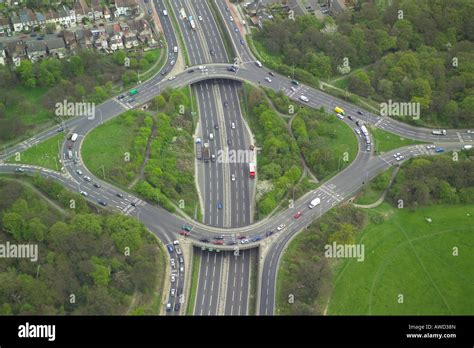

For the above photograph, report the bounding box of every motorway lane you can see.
[194,248,223,315]
[224,248,252,315]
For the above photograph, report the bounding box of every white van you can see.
[255,60,262,67]
[162,9,168,16]
[209,133,214,140]
[173,46,178,53]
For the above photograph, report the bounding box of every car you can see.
[240,238,250,244]
[36,36,44,40]
[179,256,184,263]
[56,126,65,132]
[173,240,180,246]
[233,27,238,32]
[240,39,245,45]
[355,120,361,127]
[116,193,123,198]
[229,16,233,21]
[198,15,203,21]
[161,69,168,75]
[426,144,436,149]
[226,241,237,245]
[265,231,274,237]
[170,60,175,66]
[98,200,107,206]
[227,66,237,72]
[15,168,25,173]
[129,98,135,103]
[393,152,401,158]
[467,130,474,134]
[188,69,195,73]
[290,86,297,92]
[180,230,191,236]
[84,176,91,182]
[299,95,309,102]
[214,235,224,240]
[265,77,272,83]
[200,238,210,243]
[337,113,344,120]
[171,275,176,283]
[195,137,202,144]
[76,169,83,175]
[170,288,176,297]
[277,223,286,231]
[131,202,137,207]
[291,80,299,86]
[224,102,229,108]
[214,124,219,130]
[209,133,214,140]
[225,6,229,11]
[293,211,302,219]
[148,9,152,15]
[354,128,361,135]
[395,156,402,161]
[80,191,88,197]
[251,236,262,242]
[231,174,236,181]
[213,240,224,245]
[170,259,175,267]
[366,145,371,152]
[179,266,184,272]
[182,225,192,232]
[227,139,232,146]
[357,110,365,115]
[348,115,354,120]
[93,182,101,188]
[211,154,216,162]
[174,303,180,311]
[268,71,275,76]
[231,122,236,129]
[435,147,445,153]
[217,202,223,209]
[117,94,126,100]
[167,245,174,253]
[166,303,172,312]
[168,76,176,81]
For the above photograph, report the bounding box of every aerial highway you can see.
[0,2,471,317]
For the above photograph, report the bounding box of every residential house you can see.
[103,7,111,20]
[0,43,5,65]
[26,40,47,62]
[114,0,139,17]
[74,0,92,23]
[11,13,22,32]
[5,40,26,66]
[19,8,37,31]
[62,30,78,51]
[57,5,76,27]
[0,15,12,36]
[133,19,155,46]
[35,11,46,27]
[46,37,66,58]
[106,23,123,51]
[75,28,93,48]
[91,0,104,20]
[91,27,109,50]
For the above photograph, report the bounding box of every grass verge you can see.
[6,133,64,171]
[186,249,200,315]
[371,126,425,154]
[355,166,396,205]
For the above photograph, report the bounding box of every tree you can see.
[2,212,25,240]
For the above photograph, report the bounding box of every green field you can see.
[7,133,64,171]
[328,203,474,315]
[82,111,147,187]
[371,127,424,153]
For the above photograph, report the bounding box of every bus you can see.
[129,89,138,96]
[249,162,256,178]
[334,106,344,115]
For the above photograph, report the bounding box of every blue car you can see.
[167,244,174,253]
[435,147,445,153]
[252,236,262,242]
[217,202,223,209]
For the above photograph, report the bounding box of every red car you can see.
[293,211,302,219]
[180,231,190,236]
[213,240,224,245]
[237,235,246,240]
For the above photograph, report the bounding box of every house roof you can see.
[26,40,47,53]
[35,12,45,22]
[115,0,138,8]
[46,37,66,50]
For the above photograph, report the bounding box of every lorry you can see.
[203,143,210,162]
[189,16,196,30]
[249,162,256,178]
[360,125,369,137]
[432,129,446,136]
[196,140,203,160]
[179,8,186,20]
[334,107,345,115]
[68,150,73,159]
[462,145,473,150]
[308,197,321,209]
